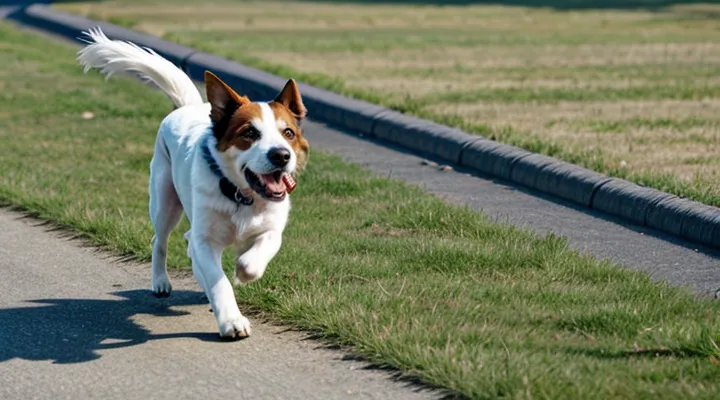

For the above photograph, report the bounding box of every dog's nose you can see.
[268,147,291,168]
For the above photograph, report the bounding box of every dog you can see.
[77,28,309,339]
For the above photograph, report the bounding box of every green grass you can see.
[58,0,720,208]
[3,21,720,399]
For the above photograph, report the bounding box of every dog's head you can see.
[205,71,310,202]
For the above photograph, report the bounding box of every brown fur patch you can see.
[216,103,264,152]
[269,101,310,170]
[206,72,310,167]
[274,79,307,118]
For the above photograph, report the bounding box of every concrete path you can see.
[0,210,438,400]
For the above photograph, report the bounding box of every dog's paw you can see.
[152,275,172,298]
[234,259,265,285]
[234,268,259,285]
[219,316,252,339]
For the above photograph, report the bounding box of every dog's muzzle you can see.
[244,168,295,202]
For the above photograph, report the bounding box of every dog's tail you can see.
[77,27,203,109]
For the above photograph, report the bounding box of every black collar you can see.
[201,136,254,206]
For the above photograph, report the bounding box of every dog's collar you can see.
[201,136,254,207]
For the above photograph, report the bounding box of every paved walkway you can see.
[0,211,437,400]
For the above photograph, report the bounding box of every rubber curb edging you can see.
[10,4,720,250]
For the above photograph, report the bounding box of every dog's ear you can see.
[274,79,306,119]
[204,71,250,123]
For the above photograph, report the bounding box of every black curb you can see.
[591,180,672,226]
[298,84,387,136]
[371,110,475,163]
[184,52,283,100]
[10,4,720,250]
[459,139,530,181]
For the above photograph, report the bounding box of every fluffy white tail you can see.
[77,27,203,109]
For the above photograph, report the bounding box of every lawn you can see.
[2,21,720,399]
[57,0,720,208]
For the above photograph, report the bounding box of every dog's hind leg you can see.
[149,152,183,297]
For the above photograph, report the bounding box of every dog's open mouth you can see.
[244,169,287,201]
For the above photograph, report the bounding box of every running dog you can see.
[77,28,309,339]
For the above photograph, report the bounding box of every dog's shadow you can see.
[0,289,218,364]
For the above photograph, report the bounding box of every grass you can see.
[57,0,720,207]
[2,21,720,399]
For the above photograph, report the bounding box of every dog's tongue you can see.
[261,172,287,193]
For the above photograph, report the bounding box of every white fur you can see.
[78,28,298,339]
[77,28,202,108]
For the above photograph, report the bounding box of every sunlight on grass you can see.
[2,20,720,399]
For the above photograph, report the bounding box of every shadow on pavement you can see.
[0,289,220,364]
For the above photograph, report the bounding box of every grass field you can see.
[57,0,720,208]
[3,20,720,399]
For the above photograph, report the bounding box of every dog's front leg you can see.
[235,230,282,285]
[191,236,251,338]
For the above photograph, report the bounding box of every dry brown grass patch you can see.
[430,99,720,182]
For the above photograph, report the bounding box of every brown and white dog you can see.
[77,28,309,339]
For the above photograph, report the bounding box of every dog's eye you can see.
[283,128,295,140]
[243,127,260,140]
